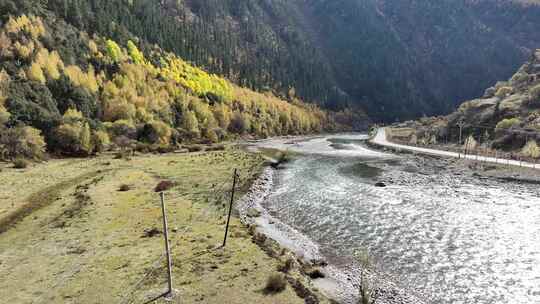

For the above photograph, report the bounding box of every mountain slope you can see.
[3,0,540,124]
[0,10,354,159]
[24,0,540,122]
[392,50,540,156]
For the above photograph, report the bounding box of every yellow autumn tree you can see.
[55,109,94,155]
[27,62,45,84]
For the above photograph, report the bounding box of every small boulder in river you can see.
[375,181,386,187]
[247,208,262,218]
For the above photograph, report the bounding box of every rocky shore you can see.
[367,138,540,185]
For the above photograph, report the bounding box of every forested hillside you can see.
[0,7,360,160]
[1,0,539,159]
[19,0,540,122]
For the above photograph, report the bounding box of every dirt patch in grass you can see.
[0,170,103,234]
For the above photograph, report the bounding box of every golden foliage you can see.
[88,39,99,55]
[127,40,145,64]
[64,65,99,93]
[496,117,521,130]
[5,15,45,39]
[148,120,172,145]
[160,54,233,101]
[183,110,200,136]
[0,70,11,125]
[13,41,34,59]
[55,112,93,155]
[0,126,46,160]
[35,49,63,80]
[63,108,84,121]
[93,130,111,152]
[105,39,123,62]
[27,62,45,84]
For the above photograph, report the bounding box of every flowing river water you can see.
[250,134,540,304]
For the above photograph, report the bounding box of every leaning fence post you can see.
[160,192,174,299]
[223,169,238,247]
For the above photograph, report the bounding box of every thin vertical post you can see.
[459,124,463,146]
[160,192,173,298]
[223,169,238,247]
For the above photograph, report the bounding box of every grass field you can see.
[0,148,328,304]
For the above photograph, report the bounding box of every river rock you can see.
[247,208,261,218]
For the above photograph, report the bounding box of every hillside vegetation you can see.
[390,50,540,158]
[15,0,540,121]
[0,12,356,160]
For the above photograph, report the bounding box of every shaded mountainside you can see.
[391,50,540,157]
[303,0,540,120]
[16,0,540,122]
[0,9,363,160]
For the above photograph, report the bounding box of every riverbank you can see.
[245,133,540,304]
[368,129,540,184]
[242,137,429,304]
[0,148,329,304]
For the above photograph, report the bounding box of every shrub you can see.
[139,121,172,145]
[0,106,10,125]
[13,158,29,168]
[277,257,295,273]
[54,122,93,156]
[264,273,287,293]
[0,126,46,160]
[463,135,478,150]
[495,86,514,98]
[275,151,291,164]
[154,180,175,192]
[355,250,373,304]
[521,140,540,158]
[109,120,137,139]
[114,135,135,151]
[183,111,200,138]
[511,72,529,84]
[528,84,540,107]
[93,130,111,153]
[229,111,249,134]
[118,184,131,192]
[495,118,521,130]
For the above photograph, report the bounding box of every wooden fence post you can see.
[160,192,174,299]
[222,169,238,247]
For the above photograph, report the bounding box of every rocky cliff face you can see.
[394,50,540,154]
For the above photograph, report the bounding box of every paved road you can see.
[371,128,540,170]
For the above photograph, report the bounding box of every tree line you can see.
[0,13,356,162]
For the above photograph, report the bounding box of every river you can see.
[250,134,540,304]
